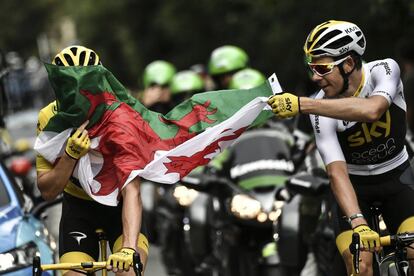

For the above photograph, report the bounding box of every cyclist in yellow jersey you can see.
[268,20,414,275]
[36,45,148,275]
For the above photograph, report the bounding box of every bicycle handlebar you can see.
[350,232,414,274]
[33,252,143,276]
[40,261,107,271]
[380,235,392,246]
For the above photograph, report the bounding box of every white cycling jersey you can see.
[309,58,408,176]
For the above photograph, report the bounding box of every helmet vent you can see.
[70,47,78,56]
[357,37,365,48]
[63,54,75,66]
[79,52,86,65]
[54,57,63,66]
[307,27,328,49]
[310,49,327,56]
[355,31,362,37]
[318,30,342,46]
[325,35,353,50]
[89,52,96,65]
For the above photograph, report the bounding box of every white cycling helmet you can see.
[304,20,366,60]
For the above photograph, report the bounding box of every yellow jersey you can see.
[36,101,92,200]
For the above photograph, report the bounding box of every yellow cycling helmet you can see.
[304,20,365,61]
[52,45,100,66]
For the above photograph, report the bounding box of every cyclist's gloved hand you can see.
[107,247,135,272]
[267,93,300,119]
[353,224,380,252]
[65,121,90,160]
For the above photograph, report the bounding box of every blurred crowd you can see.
[0,50,54,116]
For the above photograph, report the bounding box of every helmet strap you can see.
[337,62,356,96]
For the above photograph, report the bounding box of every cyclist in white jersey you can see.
[268,20,414,275]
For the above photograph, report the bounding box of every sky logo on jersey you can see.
[347,111,391,147]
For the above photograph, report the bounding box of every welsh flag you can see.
[34,64,282,206]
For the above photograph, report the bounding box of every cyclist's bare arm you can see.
[121,177,142,250]
[327,161,367,227]
[37,121,90,201]
[300,95,389,123]
[37,154,77,201]
[301,58,400,123]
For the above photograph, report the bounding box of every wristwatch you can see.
[347,213,364,225]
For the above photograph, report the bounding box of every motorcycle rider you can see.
[169,70,205,106]
[208,45,249,89]
[228,68,265,90]
[140,60,176,114]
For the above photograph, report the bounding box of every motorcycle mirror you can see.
[286,171,329,196]
[311,167,328,178]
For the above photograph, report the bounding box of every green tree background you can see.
[1,0,413,93]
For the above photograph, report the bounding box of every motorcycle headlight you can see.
[230,194,261,219]
[173,185,199,206]
[0,242,39,273]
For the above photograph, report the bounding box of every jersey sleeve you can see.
[310,114,345,166]
[36,103,55,171]
[369,58,401,105]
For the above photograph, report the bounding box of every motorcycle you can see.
[174,126,299,276]
[154,170,205,276]
[281,163,347,276]
[181,173,288,276]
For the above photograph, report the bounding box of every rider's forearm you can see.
[121,178,142,250]
[300,96,387,122]
[327,161,367,228]
[37,153,77,201]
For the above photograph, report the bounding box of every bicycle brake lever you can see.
[132,252,143,276]
[349,232,360,274]
[32,256,42,276]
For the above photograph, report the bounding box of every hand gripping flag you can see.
[35,64,282,206]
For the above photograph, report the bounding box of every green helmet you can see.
[170,70,204,94]
[143,60,176,88]
[229,68,266,89]
[208,45,249,76]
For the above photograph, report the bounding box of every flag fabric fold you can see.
[35,64,281,206]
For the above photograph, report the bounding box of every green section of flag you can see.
[44,64,273,138]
